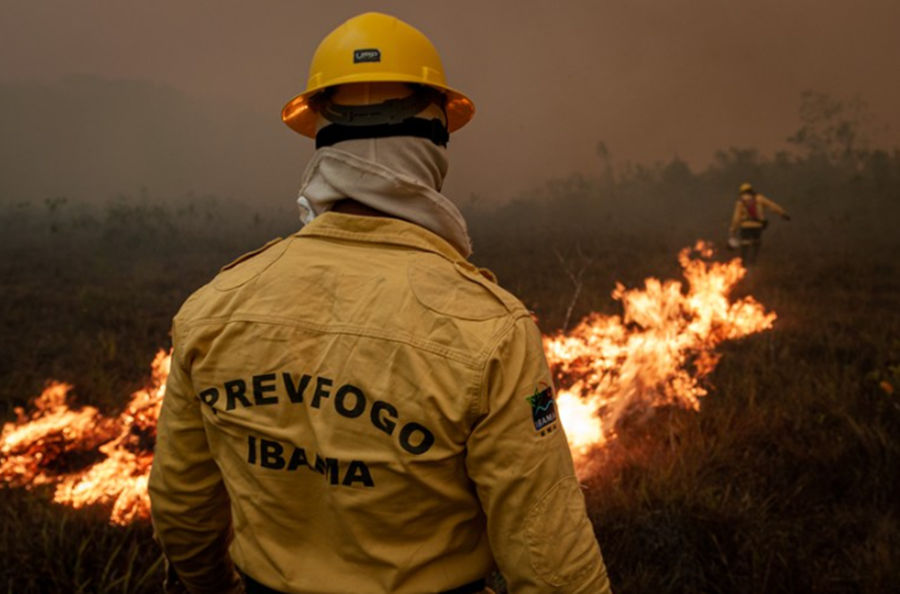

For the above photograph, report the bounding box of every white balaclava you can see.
[297,85,473,258]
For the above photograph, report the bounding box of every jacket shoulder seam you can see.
[219,237,285,272]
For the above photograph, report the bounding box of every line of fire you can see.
[0,241,776,525]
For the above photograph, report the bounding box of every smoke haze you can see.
[1,0,899,208]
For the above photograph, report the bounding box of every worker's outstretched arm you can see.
[758,195,790,219]
[149,320,244,594]
[466,316,612,594]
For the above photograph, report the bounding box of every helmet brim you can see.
[282,76,474,138]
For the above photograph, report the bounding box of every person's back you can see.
[154,211,606,593]
[149,12,612,594]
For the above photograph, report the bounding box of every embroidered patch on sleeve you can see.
[526,384,558,433]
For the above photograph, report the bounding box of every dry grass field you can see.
[2,138,899,593]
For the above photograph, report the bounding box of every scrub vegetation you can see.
[1,95,899,593]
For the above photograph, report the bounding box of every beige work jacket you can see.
[149,212,611,594]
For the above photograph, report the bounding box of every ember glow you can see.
[0,242,774,522]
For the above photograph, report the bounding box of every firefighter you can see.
[149,12,612,594]
[729,182,791,266]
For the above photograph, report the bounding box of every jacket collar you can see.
[297,212,467,263]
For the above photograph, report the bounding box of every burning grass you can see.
[1,352,168,525]
[548,242,776,467]
[1,242,776,528]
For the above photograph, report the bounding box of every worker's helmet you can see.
[739,182,755,194]
[281,12,475,140]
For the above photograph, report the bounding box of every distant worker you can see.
[149,12,612,594]
[729,182,791,266]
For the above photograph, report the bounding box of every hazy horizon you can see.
[2,0,899,208]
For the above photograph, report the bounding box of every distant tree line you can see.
[465,91,900,253]
[2,91,897,263]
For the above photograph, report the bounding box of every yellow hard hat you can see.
[282,12,475,138]
[740,183,754,193]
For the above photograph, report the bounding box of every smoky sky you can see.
[1,0,899,208]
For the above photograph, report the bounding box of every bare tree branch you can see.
[554,247,592,331]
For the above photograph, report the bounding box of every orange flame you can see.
[545,242,775,470]
[0,350,170,525]
[0,242,774,522]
